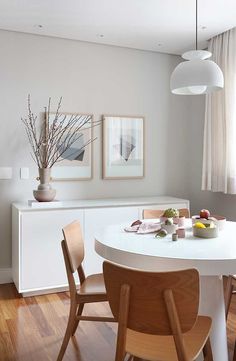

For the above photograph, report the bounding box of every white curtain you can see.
[202,27,236,193]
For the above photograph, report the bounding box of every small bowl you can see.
[162,224,178,234]
[193,225,218,238]
[210,215,226,231]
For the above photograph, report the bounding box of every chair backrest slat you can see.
[178,208,190,218]
[143,208,190,219]
[103,262,199,335]
[62,221,84,273]
[143,209,163,219]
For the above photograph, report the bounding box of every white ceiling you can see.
[0,0,235,55]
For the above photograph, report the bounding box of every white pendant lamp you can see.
[170,0,224,95]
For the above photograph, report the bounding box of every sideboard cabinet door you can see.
[84,206,139,275]
[20,209,84,292]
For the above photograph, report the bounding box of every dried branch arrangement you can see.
[22,96,98,168]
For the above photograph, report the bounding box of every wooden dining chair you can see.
[143,208,190,219]
[225,275,236,361]
[57,221,115,361]
[225,275,236,317]
[103,261,213,361]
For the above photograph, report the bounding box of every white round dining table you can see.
[95,219,236,361]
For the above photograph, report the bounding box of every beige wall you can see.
[0,30,194,268]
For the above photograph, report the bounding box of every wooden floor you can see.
[0,281,235,361]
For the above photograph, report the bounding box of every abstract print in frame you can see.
[49,112,93,180]
[103,115,144,179]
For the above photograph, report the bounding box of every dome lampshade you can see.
[170,0,224,95]
[170,50,224,95]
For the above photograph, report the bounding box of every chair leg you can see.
[225,276,234,318]
[233,340,236,361]
[57,301,77,361]
[71,303,84,336]
[115,349,126,361]
[203,337,213,361]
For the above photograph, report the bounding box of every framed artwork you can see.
[49,112,93,180]
[102,115,144,179]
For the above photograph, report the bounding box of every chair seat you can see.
[78,273,107,296]
[125,316,212,361]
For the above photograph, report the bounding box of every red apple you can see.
[199,209,210,219]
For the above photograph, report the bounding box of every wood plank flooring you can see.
[0,284,117,361]
[0,281,235,361]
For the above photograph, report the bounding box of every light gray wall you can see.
[0,30,192,268]
[2,29,234,270]
[1,30,234,271]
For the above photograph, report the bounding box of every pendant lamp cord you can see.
[195,0,198,50]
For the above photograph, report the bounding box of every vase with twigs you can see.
[22,96,97,202]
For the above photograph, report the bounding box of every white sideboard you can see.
[12,196,189,296]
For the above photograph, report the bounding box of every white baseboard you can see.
[0,268,12,284]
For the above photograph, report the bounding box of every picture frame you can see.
[49,112,93,181]
[102,115,144,179]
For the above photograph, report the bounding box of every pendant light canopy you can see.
[170,0,224,95]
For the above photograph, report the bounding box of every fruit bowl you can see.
[193,223,218,238]
[192,215,225,230]
[192,215,213,226]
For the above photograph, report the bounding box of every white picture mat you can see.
[51,166,91,179]
[48,112,93,180]
[103,116,144,179]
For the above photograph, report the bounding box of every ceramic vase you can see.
[33,168,56,202]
